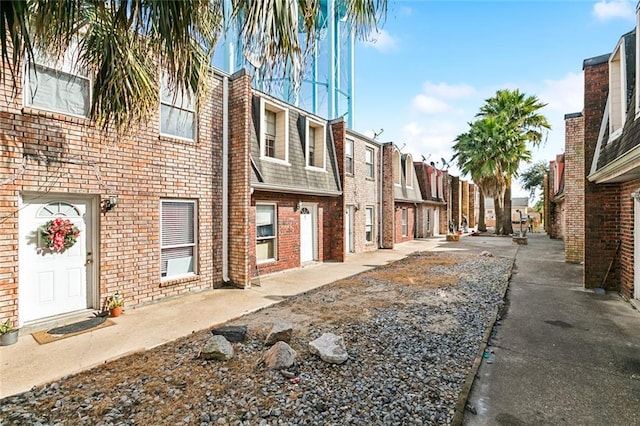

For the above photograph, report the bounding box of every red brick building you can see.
[0,51,228,328]
[572,25,640,306]
[414,162,448,237]
[545,153,566,240]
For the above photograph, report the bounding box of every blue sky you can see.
[352,0,637,198]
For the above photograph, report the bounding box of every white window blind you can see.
[161,201,196,277]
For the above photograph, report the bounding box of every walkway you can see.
[464,232,640,425]
[0,238,445,399]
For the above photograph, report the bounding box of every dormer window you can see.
[305,118,326,170]
[609,39,626,137]
[430,169,437,198]
[25,42,90,117]
[261,99,289,163]
[404,155,413,188]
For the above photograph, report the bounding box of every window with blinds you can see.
[161,200,196,278]
[256,204,276,262]
[26,42,90,117]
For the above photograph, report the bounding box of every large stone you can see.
[309,333,348,364]
[262,341,297,370]
[211,325,247,343]
[265,320,293,346]
[201,335,234,361]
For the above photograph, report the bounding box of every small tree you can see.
[520,161,548,199]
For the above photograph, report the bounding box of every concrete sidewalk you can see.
[464,232,640,425]
[0,237,450,399]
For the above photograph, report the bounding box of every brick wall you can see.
[0,60,224,325]
[461,181,469,227]
[394,202,416,243]
[564,113,585,262]
[381,144,395,248]
[228,71,253,287]
[619,179,640,299]
[583,57,617,288]
[334,124,381,254]
[250,192,337,277]
[469,184,476,228]
[451,176,461,231]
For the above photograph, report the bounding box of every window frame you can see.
[365,146,375,179]
[393,149,401,186]
[401,207,408,237]
[260,99,290,164]
[405,154,414,188]
[256,203,278,263]
[24,42,91,118]
[159,76,197,142]
[609,39,626,139]
[160,199,198,280]
[365,206,374,243]
[345,138,354,175]
[305,117,326,170]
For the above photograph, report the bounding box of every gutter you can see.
[378,144,384,248]
[222,75,230,283]
[251,182,342,197]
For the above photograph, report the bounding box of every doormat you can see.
[31,317,115,345]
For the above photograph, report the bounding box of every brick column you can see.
[329,120,346,261]
[381,143,395,248]
[451,176,461,230]
[468,184,476,228]
[583,55,619,289]
[563,113,585,262]
[228,71,253,287]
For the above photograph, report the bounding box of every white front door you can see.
[345,206,355,253]
[300,204,316,263]
[433,209,440,235]
[19,195,93,325]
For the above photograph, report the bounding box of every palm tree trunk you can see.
[502,185,513,235]
[493,196,503,235]
[478,189,487,232]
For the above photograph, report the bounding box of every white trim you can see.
[305,116,326,170]
[588,143,640,183]
[609,38,627,135]
[256,202,278,264]
[160,199,198,280]
[299,202,318,262]
[365,146,375,179]
[589,97,610,177]
[260,98,290,164]
[405,154,414,189]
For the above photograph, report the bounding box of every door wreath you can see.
[41,218,80,252]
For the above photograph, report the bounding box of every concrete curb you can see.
[451,250,518,426]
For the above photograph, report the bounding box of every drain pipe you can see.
[378,144,384,248]
[222,75,230,283]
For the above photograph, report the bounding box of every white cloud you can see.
[411,95,453,114]
[592,0,635,21]
[363,30,398,53]
[539,72,584,113]
[421,82,477,99]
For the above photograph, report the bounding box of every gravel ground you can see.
[0,251,512,426]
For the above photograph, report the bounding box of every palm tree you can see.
[476,89,550,235]
[1,0,386,132]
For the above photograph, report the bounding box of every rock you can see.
[201,335,234,361]
[480,251,493,257]
[262,341,297,370]
[309,333,348,364]
[265,320,293,346]
[211,325,247,343]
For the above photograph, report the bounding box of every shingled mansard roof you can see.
[249,92,342,196]
[589,30,640,183]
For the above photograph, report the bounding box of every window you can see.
[306,119,326,169]
[430,170,437,198]
[261,99,289,162]
[26,43,90,117]
[160,77,196,140]
[426,208,431,232]
[437,172,444,200]
[365,147,375,179]
[161,200,197,278]
[345,139,354,174]
[401,208,408,237]
[256,204,277,262]
[405,154,413,188]
[609,40,626,136]
[365,207,374,243]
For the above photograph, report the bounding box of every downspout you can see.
[222,75,230,283]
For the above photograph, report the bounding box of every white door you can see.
[433,209,440,235]
[300,205,316,263]
[19,196,92,324]
[345,206,355,253]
